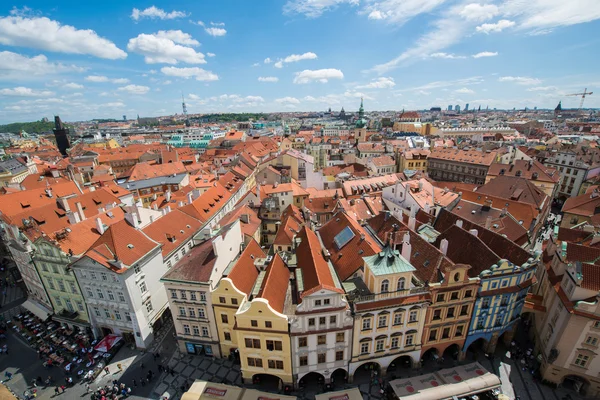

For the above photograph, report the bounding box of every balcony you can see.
[352,287,428,304]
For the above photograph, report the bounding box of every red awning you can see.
[94,334,122,353]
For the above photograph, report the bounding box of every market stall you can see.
[389,362,501,400]
[314,388,364,400]
[181,381,244,400]
[241,388,297,400]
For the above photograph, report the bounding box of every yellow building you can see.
[87,138,121,149]
[235,254,294,388]
[396,149,430,173]
[212,240,266,357]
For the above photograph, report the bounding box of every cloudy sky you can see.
[0,1,599,123]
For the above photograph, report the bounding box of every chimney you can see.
[322,249,331,262]
[408,216,416,231]
[384,211,391,221]
[409,205,417,218]
[75,202,86,221]
[401,232,411,261]
[469,229,478,237]
[439,238,448,256]
[152,204,158,210]
[165,190,171,202]
[456,220,464,229]
[58,197,70,212]
[125,212,139,228]
[89,186,96,192]
[257,182,261,202]
[149,215,155,224]
[424,203,431,214]
[66,211,81,225]
[485,215,493,229]
[45,188,53,198]
[96,217,105,235]
[187,192,193,204]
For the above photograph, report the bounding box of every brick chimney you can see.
[96,217,105,235]
[75,202,86,221]
[401,232,411,261]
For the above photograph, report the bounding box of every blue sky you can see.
[1,0,600,123]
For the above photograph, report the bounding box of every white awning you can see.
[22,299,52,320]
[315,388,363,400]
[390,362,501,400]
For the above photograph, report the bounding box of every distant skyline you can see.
[0,1,600,123]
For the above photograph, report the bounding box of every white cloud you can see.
[131,6,187,21]
[402,76,484,91]
[154,30,199,46]
[283,52,317,63]
[293,68,344,84]
[251,62,260,67]
[458,3,499,22]
[344,90,373,100]
[117,84,150,95]
[188,94,200,100]
[527,86,557,92]
[210,22,225,27]
[0,51,84,77]
[369,7,467,73]
[103,102,125,108]
[195,21,206,27]
[0,87,53,97]
[368,10,387,20]
[455,87,475,94]
[162,80,172,85]
[476,19,515,34]
[207,52,216,57]
[502,0,600,31]
[264,57,272,64]
[283,0,359,18]
[0,16,127,59]
[85,75,129,84]
[275,96,300,104]
[64,82,83,89]
[472,51,498,58]
[362,0,447,25]
[499,76,542,85]
[356,77,395,89]
[160,66,219,81]
[429,52,465,59]
[127,33,206,64]
[258,76,279,82]
[271,52,317,69]
[204,27,227,37]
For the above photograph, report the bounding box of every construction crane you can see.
[566,88,593,109]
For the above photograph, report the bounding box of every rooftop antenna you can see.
[181,92,188,116]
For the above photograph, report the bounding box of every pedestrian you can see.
[86,383,91,393]
[60,385,66,392]
[32,378,37,387]
[117,363,122,371]
[55,387,60,396]
[132,379,137,387]
[141,378,145,387]
[4,371,11,380]
[104,366,110,375]
[157,364,162,372]
[140,362,144,369]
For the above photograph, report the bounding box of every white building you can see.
[71,218,168,349]
[291,227,354,385]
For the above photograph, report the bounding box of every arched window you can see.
[397,278,406,291]
[381,280,389,293]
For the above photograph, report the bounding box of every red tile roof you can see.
[142,209,202,257]
[318,211,382,281]
[297,227,344,299]
[127,161,188,182]
[227,239,264,296]
[477,176,548,209]
[429,148,497,166]
[83,219,160,271]
[219,204,261,239]
[257,253,290,313]
[487,160,559,183]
